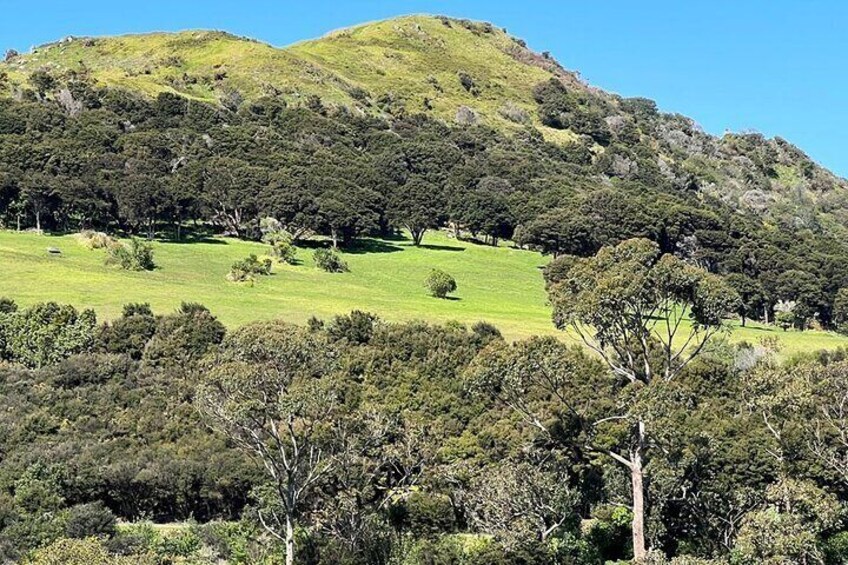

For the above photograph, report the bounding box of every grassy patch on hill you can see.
[1,15,566,134]
[1,229,846,355]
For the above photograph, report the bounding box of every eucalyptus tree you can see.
[195,321,345,565]
[473,238,738,560]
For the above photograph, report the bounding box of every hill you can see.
[1,228,844,356]
[1,15,848,341]
[3,15,847,233]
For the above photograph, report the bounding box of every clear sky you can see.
[2,0,846,175]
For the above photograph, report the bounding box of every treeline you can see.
[3,240,848,564]
[3,75,848,328]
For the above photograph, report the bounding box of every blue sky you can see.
[2,0,846,175]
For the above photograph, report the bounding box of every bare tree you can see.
[466,459,577,549]
[195,321,342,565]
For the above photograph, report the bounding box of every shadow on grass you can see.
[160,230,228,245]
[380,231,411,243]
[418,243,465,252]
[340,239,404,255]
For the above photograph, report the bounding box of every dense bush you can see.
[425,269,457,298]
[227,254,272,283]
[64,502,117,540]
[313,248,349,273]
[0,302,96,368]
[105,238,155,271]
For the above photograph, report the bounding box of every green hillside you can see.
[0,16,573,138]
[1,228,844,355]
[3,15,846,230]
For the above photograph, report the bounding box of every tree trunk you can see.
[631,421,647,561]
[411,228,424,246]
[285,513,295,565]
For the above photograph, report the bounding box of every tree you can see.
[467,460,577,550]
[546,238,739,560]
[19,172,58,232]
[195,321,345,565]
[726,273,765,327]
[316,182,383,248]
[832,288,848,334]
[514,209,598,257]
[389,176,442,246]
[425,269,457,298]
[200,157,265,237]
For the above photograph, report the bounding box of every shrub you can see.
[326,311,378,344]
[96,304,157,360]
[105,239,155,271]
[499,102,531,124]
[314,248,349,273]
[425,269,457,298]
[64,502,116,540]
[226,255,272,283]
[26,536,153,565]
[0,302,97,368]
[75,230,115,250]
[269,239,297,265]
[471,321,502,342]
[0,297,17,314]
[260,217,298,264]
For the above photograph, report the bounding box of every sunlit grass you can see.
[1,229,846,357]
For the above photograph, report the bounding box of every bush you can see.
[25,536,152,565]
[269,239,297,265]
[75,230,116,250]
[105,239,155,271]
[227,254,272,283]
[261,217,299,265]
[499,102,531,124]
[425,269,457,298]
[0,297,17,314]
[314,248,349,273]
[64,502,116,540]
[326,311,378,344]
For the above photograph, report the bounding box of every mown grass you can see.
[1,229,846,356]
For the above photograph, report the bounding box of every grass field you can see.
[1,229,846,355]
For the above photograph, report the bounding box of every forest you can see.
[2,238,848,564]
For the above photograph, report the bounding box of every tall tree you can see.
[195,321,344,565]
[546,238,738,559]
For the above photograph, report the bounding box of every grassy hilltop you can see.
[1,16,575,139]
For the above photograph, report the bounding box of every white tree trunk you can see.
[631,421,647,561]
[285,513,295,565]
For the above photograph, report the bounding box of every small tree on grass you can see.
[774,300,796,331]
[227,254,272,284]
[105,238,155,271]
[314,248,349,273]
[425,269,457,298]
[261,217,298,265]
